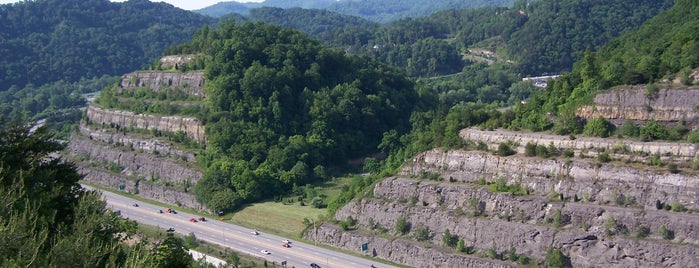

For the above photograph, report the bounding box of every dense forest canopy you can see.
[165,21,420,212]
[0,0,216,91]
[195,0,514,23]
[510,0,699,134]
[0,123,202,267]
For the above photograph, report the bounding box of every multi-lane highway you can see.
[95,188,394,268]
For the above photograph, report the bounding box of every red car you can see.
[282,243,291,248]
[189,218,197,222]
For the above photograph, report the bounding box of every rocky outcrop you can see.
[119,71,206,98]
[576,86,699,128]
[79,125,196,162]
[68,133,204,211]
[320,171,697,267]
[405,149,698,211]
[306,224,517,268]
[68,135,202,185]
[308,144,699,267]
[86,106,206,142]
[159,54,200,70]
[460,128,698,162]
[77,166,204,211]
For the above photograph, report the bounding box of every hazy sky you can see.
[0,0,263,11]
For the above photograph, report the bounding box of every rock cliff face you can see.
[119,70,206,98]
[461,128,697,164]
[68,55,207,211]
[308,149,698,267]
[308,125,699,267]
[576,86,699,128]
[86,106,206,142]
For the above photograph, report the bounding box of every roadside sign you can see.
[361,242,369,251]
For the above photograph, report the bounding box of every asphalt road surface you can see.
[93,188,395,268]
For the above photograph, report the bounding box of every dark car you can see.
[310,263,321,268]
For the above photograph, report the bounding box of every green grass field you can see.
[228,201,325,239]
[226,176,357,239]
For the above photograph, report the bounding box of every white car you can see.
[282,239,291,244]
[260,249,271,255]
[250,230,259,235]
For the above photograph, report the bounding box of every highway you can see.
[95,188,395,268]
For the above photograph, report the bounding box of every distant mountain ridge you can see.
[195,0,515,22]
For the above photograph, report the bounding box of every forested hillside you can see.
[511,0,699,134]
[196,0,514,23]
[162,21,420,212]
[0,0,215,91]
[0,123,201,267]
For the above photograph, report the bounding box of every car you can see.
[310,263,321,268]
[282,239,291,244]
[158,209,163,213]
[198,217,206,222]
[260,249,270,255]
[282,243,290,248]
[250,230,259,235]
[132,203,139,207]
[189,218,197,222]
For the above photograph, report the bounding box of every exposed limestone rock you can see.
[576,86,699,128]
[159,54,200,69]
[460,128,697,162]
[405,149,698,211]
[68,135,202,186]
[77,166,205,211]
[305,224,516,268]
[79,125,196,162]
[326,174,697,267]
[86,106,206,142]
[119,70,206,98]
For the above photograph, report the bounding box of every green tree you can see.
[155,229,193,268]
[583,116,614,138]
[395,216,410,235]
[544,248,572,268]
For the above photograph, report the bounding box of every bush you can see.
[536,144,550,158]
[562,148,574,158]
[583,116,614,138]
[497,143,516,156]
[659,225,674,240]
[544,248,572,268]
[395,216,409,235]
[634,224,650,238]
[619,119,639,137]
[597,151,612,163]
[525,142,537,156]
[668,163,679,174]
[413,225,431,241]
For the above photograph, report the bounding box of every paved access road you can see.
[95,188,394,268]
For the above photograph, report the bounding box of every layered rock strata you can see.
[86,106,206,142]
[460,128,697,163]
[576,86,699,128]
[308,148,698,267]
[119,71,206,97]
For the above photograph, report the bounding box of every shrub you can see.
[634,224,650,238]
[562,148,574,158]
[395,216,410,235]
[583,116,614,138]
[525,142,537,156]
[597,151,612,163]
[413,225,431,241]
[668,163,679,174]
[497,143,516,156]
[659,225,674,240]
[544,248,571,268]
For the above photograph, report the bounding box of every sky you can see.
[0,0,264,11]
